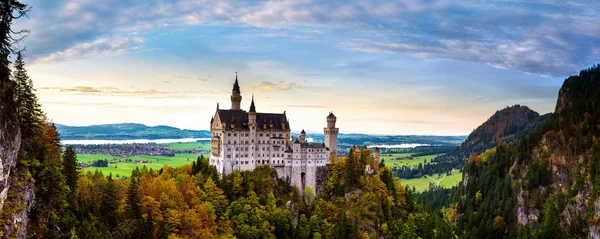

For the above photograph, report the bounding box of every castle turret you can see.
[299,129,306,143]
[231,73,242,110]
[324,112,339,156]
[248,95,257,128]
[373,147,380,174]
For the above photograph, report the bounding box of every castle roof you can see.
[233,75,241,94]
[301,129,306,134]
[249,95,256,113]
[216,109,289,130]
[327,112,336,118]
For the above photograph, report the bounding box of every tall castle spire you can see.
[249,94,256,113]
[231,72,242,110]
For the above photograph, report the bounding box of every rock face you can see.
[3,174,34,238]
[0,79,21,211]
[315,166,331,195]
[0,78,25,237]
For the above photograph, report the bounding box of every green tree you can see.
[63,146,80,194]
[99,174,118,231]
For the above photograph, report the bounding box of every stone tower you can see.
[324,112,339,156]
[299,129,306,143]
[231,74,242,110]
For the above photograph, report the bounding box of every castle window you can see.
[234,133,237,136]
[279,133,282,137]
[260,133,263,136]
[228,133,231,136]
[267,133,270,136]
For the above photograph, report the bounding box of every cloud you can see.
[20,0,600,76]
[39,85,209,98]
[249,81,304,92]
[275,104,326,108]
[174,76,209,81]
[33,37,144,63]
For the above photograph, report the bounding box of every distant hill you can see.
[55,123,212,140]
[56,123,467,145]
[433,105,549,169]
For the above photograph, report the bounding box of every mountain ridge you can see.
[431,105,549,171]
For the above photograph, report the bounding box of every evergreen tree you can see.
[63,146,80,195]
[126,177,142,220]
[13,51,40,140]
[344,151,357,190]
[100,174,118,231]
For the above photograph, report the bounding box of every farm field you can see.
[162,141,211,150]
[384,154,440,168]
[80,153,208,178]
[400,169,462,192]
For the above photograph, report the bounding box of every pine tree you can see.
[344,151,358,190]
[100,174,118,231]
[144,211,154,239]
[13,51,40,140]
[126,177,142,220]
[63,146,80,195]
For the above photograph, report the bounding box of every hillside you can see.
[404,105,548,178]
[452,64,600,238]
[55,123,212,140]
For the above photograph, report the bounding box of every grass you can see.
[400,169,462,192]
[77,154,117,163]
[80,153,209,178]
[384,154,440,168]
[162,142,211,151]
[380,153,413,160]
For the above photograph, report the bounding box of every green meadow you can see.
[79,142,211,177]
[400,169,462,192]
[162,142,211,150]
[80,153,209,177]
[383,154,440,168]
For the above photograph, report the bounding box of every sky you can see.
[13,0,600,135]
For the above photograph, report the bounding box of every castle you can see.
[209,75,339,192]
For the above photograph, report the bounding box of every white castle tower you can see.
[324,112,339,156]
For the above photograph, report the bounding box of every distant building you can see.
[209,75,339,191]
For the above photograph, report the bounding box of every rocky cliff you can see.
[0,76,25,236]
[0,80,20,209]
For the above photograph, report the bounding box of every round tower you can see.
[300,129,306,143]
[324,112,339,157]
[231,73,242,110]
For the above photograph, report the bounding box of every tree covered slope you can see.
[427,105,548,175]
[452,64,600,238]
